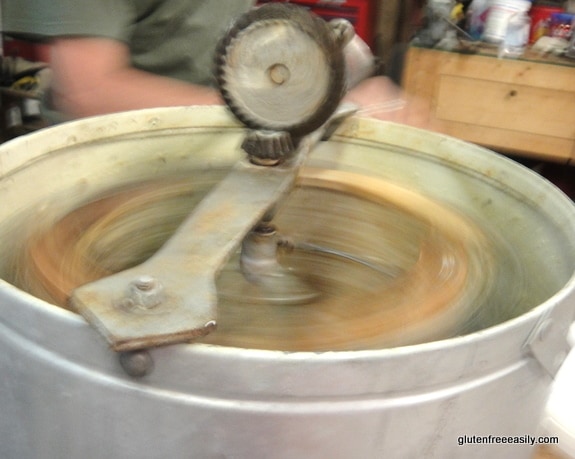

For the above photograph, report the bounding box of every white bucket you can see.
[484,0,532,43]
[1,107,575,459]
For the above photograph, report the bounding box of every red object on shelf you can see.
[3,37,51,63]
[529,4,563,44]
[256,0,376,49]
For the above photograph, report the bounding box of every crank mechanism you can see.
[70,4,374,355]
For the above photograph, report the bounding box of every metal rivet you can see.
[119,350,154,378]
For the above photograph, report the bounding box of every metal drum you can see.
[0,106,574,459]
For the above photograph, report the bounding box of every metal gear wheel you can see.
[215,3,346,139]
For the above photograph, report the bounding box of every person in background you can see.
[1,0,254,119]
[1,0,435,129]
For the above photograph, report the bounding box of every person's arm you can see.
[50,37,223,118]
[344,76,441,131]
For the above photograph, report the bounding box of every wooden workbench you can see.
[402,44,575,164]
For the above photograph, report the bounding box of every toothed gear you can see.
[215,3,346,139]
[242,130,295,165]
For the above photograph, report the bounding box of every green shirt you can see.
[2,0,254,86]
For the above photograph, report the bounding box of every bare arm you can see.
[50,38,439,132]
[50,37,223,118]
[345,76,442,131]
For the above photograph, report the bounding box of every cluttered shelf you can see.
[400,0,575,164]
[0,55,50,141]
[460,40,575,66]
[401,42,575,163]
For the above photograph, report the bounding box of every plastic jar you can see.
[484,0,533,43]
[498,9,531,57]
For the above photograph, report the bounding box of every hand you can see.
[344,76,442,131]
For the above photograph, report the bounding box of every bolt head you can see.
[132,275,157,291]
